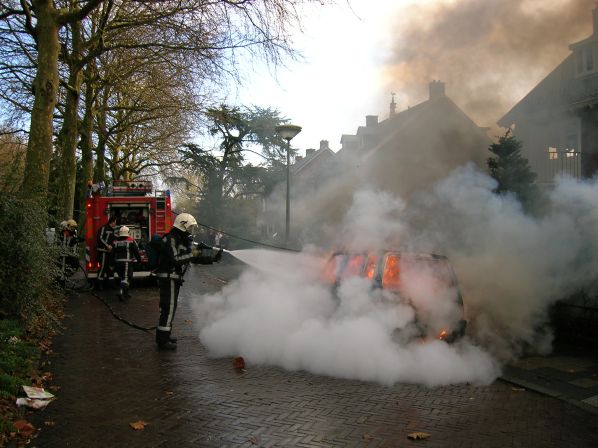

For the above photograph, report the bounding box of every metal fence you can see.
[536,150,581,185]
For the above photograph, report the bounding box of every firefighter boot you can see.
[156,330,177,351]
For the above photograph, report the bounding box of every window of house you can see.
[577,50,584,73]
[548,147,558,160]
[564,119,580,152]
[586,46,594,71]
[575,42,598,76]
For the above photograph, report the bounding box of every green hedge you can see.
[0,197,58,318]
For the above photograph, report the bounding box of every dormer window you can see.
[575,42,598,76]
[586,46,594,70]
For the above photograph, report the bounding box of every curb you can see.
[499,374,598,416]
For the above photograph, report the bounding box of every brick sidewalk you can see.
[28,263,598,447]
[502,349,598,415]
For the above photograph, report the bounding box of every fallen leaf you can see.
[362,434,375,441]
[165,391,174,396]
[13,420,36,437]
[249,436,259,444]
[233,356,246,370]
[44,421,56,427]
[129,420,148,430]
[407,432,430,440]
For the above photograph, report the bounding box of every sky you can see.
[226,0,405,153]
[225,0,596,157]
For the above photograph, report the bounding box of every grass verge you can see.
[0,293,65,447]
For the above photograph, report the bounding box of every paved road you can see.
[29,259,598,447]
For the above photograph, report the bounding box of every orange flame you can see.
[364,254,377,280]
[382,254,401,290]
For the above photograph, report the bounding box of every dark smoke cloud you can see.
[385,0,596,128]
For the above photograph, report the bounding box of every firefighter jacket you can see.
[157,227,194,280]
[58,229,79,257]
[113,236,141,263]
[96,223,116,252]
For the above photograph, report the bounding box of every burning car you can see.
[322,251,467,343]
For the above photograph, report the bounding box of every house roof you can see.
[360,94,488,161]
[499,26,598,127]
[292,146,336,175]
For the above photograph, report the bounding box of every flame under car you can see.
[322,251,467,343]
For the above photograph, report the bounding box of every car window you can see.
[341,254,365,279]
[382,253,401,290]
[364,254,378,281]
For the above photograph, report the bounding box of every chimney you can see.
[296,155,303,162]
[389,92,397,116]
[365,115,378,127]
[319,140,329,150]
[306,148,315,157]
[429,80,446,100]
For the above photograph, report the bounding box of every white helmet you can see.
[118,226,130,237]
[173,213,197,232]
[59,221,68,230]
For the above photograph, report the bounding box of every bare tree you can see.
[0,0,332,211]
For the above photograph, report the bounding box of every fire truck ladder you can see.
[155,190,168,233]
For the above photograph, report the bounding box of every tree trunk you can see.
[78,65,96,226]
[58,21,84,220]
[94,90,108,183]
[20,1,60,199]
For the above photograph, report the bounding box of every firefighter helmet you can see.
[118,226,130,237]
[66,219,77,229]
[59,220,68,230]
[173,213,197,232]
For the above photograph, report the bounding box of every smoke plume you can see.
[402,165,598,359]
[192,165,598,387]
[385,0,596,127]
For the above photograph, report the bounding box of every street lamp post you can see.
[275,124,302,244]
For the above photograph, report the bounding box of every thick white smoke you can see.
[191,164,598,386]
[193,251,499,387]
[403,164,598,359]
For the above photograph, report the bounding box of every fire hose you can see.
[65,262,157,332]
[196,221,301,253]
[66,223,298,333]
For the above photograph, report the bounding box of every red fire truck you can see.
[84,179,176,277]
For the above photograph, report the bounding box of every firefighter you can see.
[154,213,198,350]
[113,225,141,301]
[95,215,117,290]
[58,219,80,283]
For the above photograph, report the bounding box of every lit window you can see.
[548,147,558,160]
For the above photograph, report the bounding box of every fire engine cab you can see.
[84,179,175,276]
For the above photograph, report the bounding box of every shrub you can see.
[0,197,59,318]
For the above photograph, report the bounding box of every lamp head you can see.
[275,124,302,141]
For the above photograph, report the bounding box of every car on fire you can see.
[322,250,467,343]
